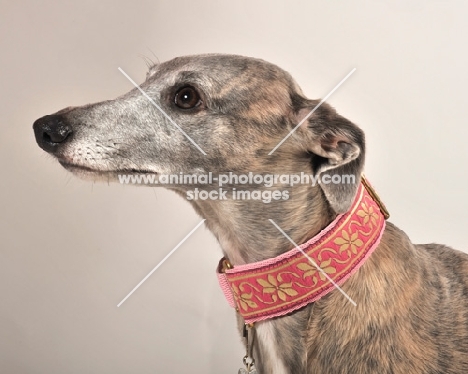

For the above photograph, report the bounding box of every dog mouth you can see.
[58,161,156,175]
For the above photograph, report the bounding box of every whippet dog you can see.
[33,54,468,374]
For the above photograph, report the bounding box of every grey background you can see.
[1,0,468,373]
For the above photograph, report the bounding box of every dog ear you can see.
[296,102,365,214]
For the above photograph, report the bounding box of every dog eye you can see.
[174,86,201,109]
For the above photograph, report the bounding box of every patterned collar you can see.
[216,178,388,324]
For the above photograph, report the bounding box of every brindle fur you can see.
[33,54,468,373]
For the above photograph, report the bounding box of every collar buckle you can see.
[361,175,390,220]
[218,257,233,273]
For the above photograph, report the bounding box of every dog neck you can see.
[187,183,336,266]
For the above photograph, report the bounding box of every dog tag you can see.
[239,367,257,374]
[238,356,257,373]
[238,364,257,374]
[238,324,257,374]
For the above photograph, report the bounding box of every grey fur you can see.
[33,54,468,373]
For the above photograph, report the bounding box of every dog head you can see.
[33,54,364,214]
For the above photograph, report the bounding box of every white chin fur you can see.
[60,163,120,183]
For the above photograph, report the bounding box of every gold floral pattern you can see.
[257,274,298,302]
[232,284,259,311]
[297,258,337,284]
[357,202,379,227]
[334,230,364,256]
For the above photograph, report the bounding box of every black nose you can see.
[33,115,72,153]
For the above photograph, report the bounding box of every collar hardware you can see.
[361,175,390,220]
[218,257,233,273]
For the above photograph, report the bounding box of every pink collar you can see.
[216,178,388,324]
